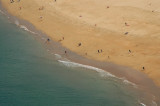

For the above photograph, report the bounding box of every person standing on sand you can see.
[142,67,145,70]
[78,43,81,47]
[47,38,50,42]
[124,32,128,35]
[125,22,130,26]
[45,38,50,44]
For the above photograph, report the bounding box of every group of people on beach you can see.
[21,0,145,72]
[98,49,103,53]
[46,37,67,55]
[46,38,145,71]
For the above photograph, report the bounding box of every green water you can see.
[0,12,145,106]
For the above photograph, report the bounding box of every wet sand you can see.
[0,0,160,104]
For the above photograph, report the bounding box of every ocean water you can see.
[0,11,154,106]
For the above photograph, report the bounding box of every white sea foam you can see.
[139,100,158,106]
[59,60,117,78]
[14,20,36,34]
[62,60,114,77]
[59,60,158,106]
[54,54,62,59]
[58,60,137,87]
[140,102,146,106]
[20,25,28,31]
[121,78,137,87]
[19,25,37,34]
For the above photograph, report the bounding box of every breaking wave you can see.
[54,54,62,59]
[13,20,37,34]
[19,25,37,34]
[140,102,146,106]
[58,60,115,77]
[58,60,159,105]
[121,78,137,87]
[139,100,157,106]
[58,60,137,87]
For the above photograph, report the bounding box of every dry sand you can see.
[1,0,160,86]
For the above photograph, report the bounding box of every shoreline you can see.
[1,0,160,85]
[0,1,160,105]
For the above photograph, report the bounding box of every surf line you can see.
[58,59,137,87]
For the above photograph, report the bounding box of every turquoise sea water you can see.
[0,11,153,106]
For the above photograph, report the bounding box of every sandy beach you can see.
[1,0,160,87]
